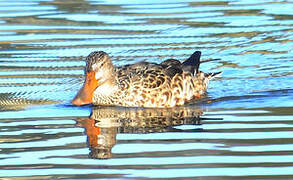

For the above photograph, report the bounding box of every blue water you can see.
[0,0,293,179]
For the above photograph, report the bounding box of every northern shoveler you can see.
[72,51,220,107]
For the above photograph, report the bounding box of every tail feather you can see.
[206,72,222,80]
[182,51,201,75]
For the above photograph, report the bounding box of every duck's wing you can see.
[116,50,203,91]
[160,51,202,76]
[182,51,201,75]
[116,61,183,90]
[160,59,181,67]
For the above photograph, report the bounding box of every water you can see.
[1,0,293,179]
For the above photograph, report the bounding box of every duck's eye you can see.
[100,62,105,67]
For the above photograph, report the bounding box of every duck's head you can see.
[72,51,114,106]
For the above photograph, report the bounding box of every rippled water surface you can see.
[1,0,293,179]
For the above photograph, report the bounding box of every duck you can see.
[72,51,220,108]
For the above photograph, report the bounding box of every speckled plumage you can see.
[75,51,220,108]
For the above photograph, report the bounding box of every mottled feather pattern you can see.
[108,63,210,108]
[89,51,220,108]
[86,51,108,72]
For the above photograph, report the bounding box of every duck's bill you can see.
[72,71,98,106]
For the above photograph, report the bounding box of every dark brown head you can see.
[72,51,115,106]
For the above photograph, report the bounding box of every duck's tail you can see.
[206,71,222,80]
[182,51,201,75]
[182,51,222,80]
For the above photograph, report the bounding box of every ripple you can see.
[0,0,293,179]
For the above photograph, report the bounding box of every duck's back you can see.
[114,51,212,107]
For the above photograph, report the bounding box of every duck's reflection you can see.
[76,106,206,159]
